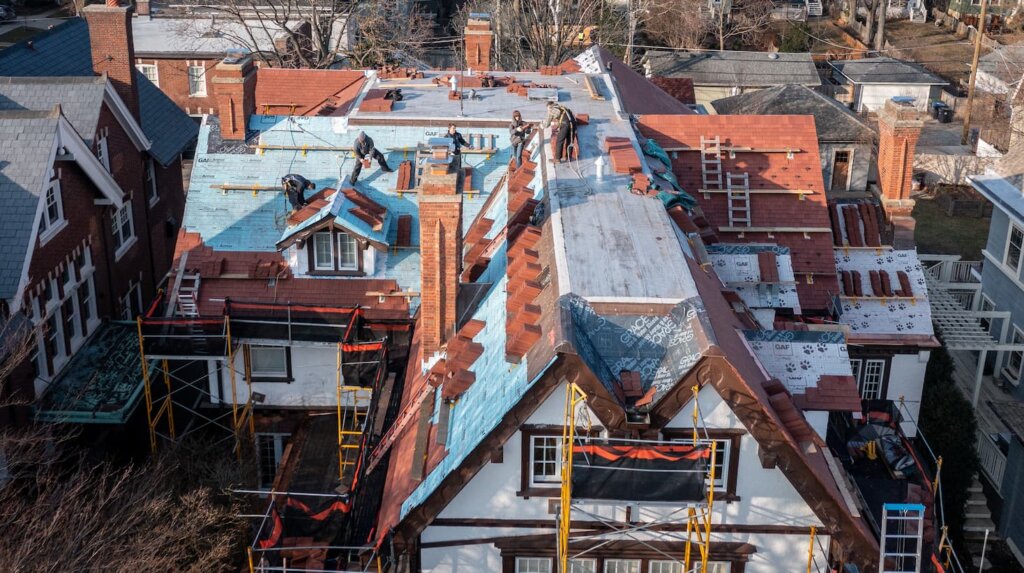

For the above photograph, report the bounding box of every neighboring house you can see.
[642,49,821,105]
[946,0,1017,19]
[828,57,947,112]
[0,6,197,426]
[977,44,1024,96]
[986,400,1024,562]
[711,84,876,195]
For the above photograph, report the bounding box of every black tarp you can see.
[571,442,709,502]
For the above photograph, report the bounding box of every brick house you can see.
[0,4,198,429]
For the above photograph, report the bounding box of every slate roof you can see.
[0,17,198,167]
[0,76,106,142]
[643,49,821,87]
[830,57,946,85]
[711,84,874,143]
[0,111,60,300]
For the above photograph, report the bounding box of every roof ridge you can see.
[0,75,106,86]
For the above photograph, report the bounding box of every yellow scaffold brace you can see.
[557,382,588,573]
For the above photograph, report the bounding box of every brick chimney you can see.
[83,1,139,119]
[419,139,464,359]
[876,98,923,219]
[136,0,150,16]
[211,53,257,141]
[464,15,493,71]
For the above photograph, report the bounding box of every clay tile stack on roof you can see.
[831,203,883,248]
[440,319,487,400]
[839,270,865,297]
[360,89,393,113]
[604,137,642,174]
[539,65,563,76]
[794,375,862,413]
[395,160,414,191]
[342,187,387,231]
[506,225,544,362]
[461,217,495,282]
[559,58,582,74]
[507,160,537,216]
[287,188,337,225]
[757,251,780,283]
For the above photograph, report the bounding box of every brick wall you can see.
[212,56,257,140]
[876,101,923,213]
[84,4,139,119]
[418,171,462,358]
[137,57,221,115]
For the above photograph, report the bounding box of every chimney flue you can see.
[876,97,923,220]
[211,54,257,141]
[464,13,493,72]
[83,1,139,119]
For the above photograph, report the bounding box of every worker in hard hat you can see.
[282,173,315,208]
[350,131,393,185]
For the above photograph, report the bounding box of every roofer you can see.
[543,101,576,163]
[349,131,393,185]
[282,173,315,208]
[509,110,532,168]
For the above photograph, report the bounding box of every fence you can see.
[977,430,1007,493]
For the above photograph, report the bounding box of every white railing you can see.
[919,254,982,284]
[977,430,1006,493]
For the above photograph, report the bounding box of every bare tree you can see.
[643,0,713,50]
[345,0,433,68]
[456,0,630,71]
[712,0,774,50]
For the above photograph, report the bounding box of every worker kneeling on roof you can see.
[282,174,315,208]
[350,131,393,185]
[543,101,577,163]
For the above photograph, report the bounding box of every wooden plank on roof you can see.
[698,188,815,195]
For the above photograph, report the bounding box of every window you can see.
[146,159,159,204]
[39,178,65,241]
[570,560,597,573]
[860,359,886,400]
[1006,224,1024,273]
[670,437,731,491]
[256,433,289,490]
[136,63,158,86]
[979,296,995,333]
[188,64,207,97]
[850,359,862,387]
[77,278,95,336]
[62,298,79,348]
[249,345,291,381]
[649,562,684,573]
[338,232,358,270]
[605,560,641,573]
[313,232,334,270]
[516,558,553,573]
[111,201,136,258]
[529,435,561,486]
[1008,327,1024,379]
[96,134,110,171]
[120,281,142,321]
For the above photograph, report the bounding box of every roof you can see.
[636,114,840,311]
[254,69,366,116]
[711,84,874,143]
[830,57,946,85]
[131,17,294,58]
[0,111,59,300]
[650,76,696,105]
[979,45,1024,87]
[643,49,821,87]
[575,46,694,115]
[972,167,1024,225]
[833,248,934,340]
[136,70,200,166]
[744,329,854,395]
[0,76,106,142]
[989,400,1024,444]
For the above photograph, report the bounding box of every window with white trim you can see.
[39,177,65,242]
[187,64,207,97]
[256,432,289,490]
[529,435,561,486]
[136,63,158,86]
[570,559,597,573]
[120,280,142,321]
[249,345,290,380]
[308,229,361,273]
[338,232,358,270]
[1008,327,1024,379]
[43,313,62,366]
[77,277,96,337]
[146,159,159,204]
[669,436,731,491]
[313,232,334,270]
[62,297,79,349]
[648,562,684,573]
[96,133,110,171]
[980,295,995,333]
[605,559,641,573]
[1006,224,1024,273]
[860,359,886,400]
[516,558,552,573]
[111,201,136,257]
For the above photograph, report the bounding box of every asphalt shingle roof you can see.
[0,76,106,142]
[0,111,59,300]
[643,49,821,87]
[830,57,946,85]
[711,84,874,143]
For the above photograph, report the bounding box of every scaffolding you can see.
[336,340,389,484]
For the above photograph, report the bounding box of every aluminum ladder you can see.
[700,136,723,190]
[726,172,751,228]
[880,503,926,573]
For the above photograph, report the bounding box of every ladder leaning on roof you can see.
[880,503,926,573]
[726,172,751,228]
[700,136,723,190]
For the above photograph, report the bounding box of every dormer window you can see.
[38,176,66,243]
[308,229,361,275]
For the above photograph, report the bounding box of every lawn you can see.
[913,198,990,260]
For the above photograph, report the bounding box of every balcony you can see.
[920,254,982,310]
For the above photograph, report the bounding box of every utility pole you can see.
[962,0,990,145]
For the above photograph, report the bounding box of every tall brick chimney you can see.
[211,53,257,141]
[876,98,923,219]
[464,15,493,71]
[83,1,139,119]
[419,139,464,359]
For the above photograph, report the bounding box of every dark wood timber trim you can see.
[427,517,825,536]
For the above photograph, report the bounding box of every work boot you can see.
[381,165,394,173]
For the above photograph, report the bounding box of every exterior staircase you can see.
[964,476,999,570]
[806,0,824,16]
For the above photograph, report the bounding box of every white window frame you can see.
[96,131,110,172]
[145,158,159,205]
[187,62,207,97]
[248,345,290,380]
[338,231,359,271]
[570,559,597,573]
[515,557,553,573]
[61,296,80,351]
[604,559,641,573]
[120,280,142,321]
[312,232,335,270]
[256,432,289,490]
[39,176,66,244]
[979,295,995,333]
[1008,326,1024,380]
[830,148,855,192]
[670,436,731,491]
[648,562,684,573]
[860,359,886,400]
[136,63,159,86]
[111,200,136,260]
[1005,223,1024,274]
[529,434,562,487]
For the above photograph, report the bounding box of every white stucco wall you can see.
[855,84,937,112]
[886,351,930,438]
[210,343,342,407]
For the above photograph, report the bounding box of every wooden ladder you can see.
[700,136,723,190]
[726,172,751,228]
